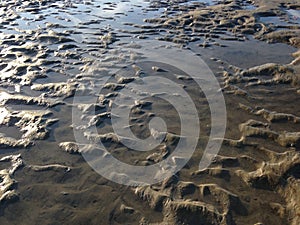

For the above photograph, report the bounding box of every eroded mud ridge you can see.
[0,0,299,224]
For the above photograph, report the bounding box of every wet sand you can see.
[0,0,300,224]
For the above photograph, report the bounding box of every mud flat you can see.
[0,0,300,225]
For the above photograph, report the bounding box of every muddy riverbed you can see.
[0,0,300,224]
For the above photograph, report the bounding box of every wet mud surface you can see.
[0,0,300,224]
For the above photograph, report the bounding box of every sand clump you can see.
[0,104,58,148]
[0,154,23,204]
[59,142,81,154]
[134,179,248,225]
[236,150,300,225]
[31,82,77,98]
[137,0,300,48]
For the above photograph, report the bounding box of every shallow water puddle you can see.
[260,8,300,26]
[287,9,300,24]
[259,15,289,26]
